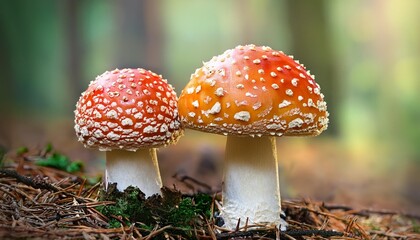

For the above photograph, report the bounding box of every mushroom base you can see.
[105,148,162,197]
[222,136,284,229]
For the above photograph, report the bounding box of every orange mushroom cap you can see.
[178,44,329,137]
[75,68,183,151]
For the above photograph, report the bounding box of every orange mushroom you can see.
[178,44,329,229]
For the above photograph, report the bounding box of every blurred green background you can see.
[0,0,419,213]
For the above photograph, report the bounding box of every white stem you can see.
[105,148,162,197]
[222,136,282,229]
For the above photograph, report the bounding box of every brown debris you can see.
[0,149,419,239]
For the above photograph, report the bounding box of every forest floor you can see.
[0,145,419,240]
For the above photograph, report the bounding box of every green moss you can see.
[35,144,83,173]
[412,221,420,233]
[97,185,213,237]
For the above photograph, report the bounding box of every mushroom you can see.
[74,68,183,196]
[177,45,329,229]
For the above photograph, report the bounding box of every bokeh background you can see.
[1,0,419,214]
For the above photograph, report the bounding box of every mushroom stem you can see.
[222,136,282,229]
[105,148,162,197]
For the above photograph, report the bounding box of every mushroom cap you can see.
[74,68,183,151]
[178,44,329,137]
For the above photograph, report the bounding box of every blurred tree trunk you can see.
[115,0,163,73]
[65,0,83,104]
[285,0,338,136]
[143,0,164,73]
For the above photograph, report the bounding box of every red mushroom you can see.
[178,45,329,229]
[75,68,183,196]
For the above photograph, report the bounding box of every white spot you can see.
[278,100,291,108]
[307,86,313,93]
[192,100,199,108]
[93,129,104,138]
[235,100,248,106]
[219,69,226,77]
[134,112,143,119]
[215,87,224,97]
[299,73,306,78]
[208,102,221,114]
[106,110,118,119]
[107,122,118,129]
[186,87,195,94]
[188,112,196,117]
[319,116,329,126]
[146,106,153,113]
[298,96,303,101]
[106,132,120,140]
[258,69,264,74]
[80,126,89,137]
[270,72,277,77]
[234,111,251,122]
[121,118,133,126]
[204,96,212,104]
[266,123,284,130]
[143,126,158,134]
[308,98,314,107]
[291,78,299,87]
[195,85,202,93]
[93,110,102,119]
[288,118,304,129]
[271,84,279,89]
[317,100,327,111]
[314,87,320,95]
[236,84,245,89]
[235,70,241,76]
[303,113,314,124]
[209,79,216,86]
[160,123,168,132]
[245,92,257,98]
[149,100,158,106]
[253,59,261,64]
[286,89,293,96]
[253,102,262,110]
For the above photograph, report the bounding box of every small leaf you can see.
[16,146,28,155]
[44,143,53,154]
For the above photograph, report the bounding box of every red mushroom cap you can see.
[75,68,183,151]
[177,44,329,137]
